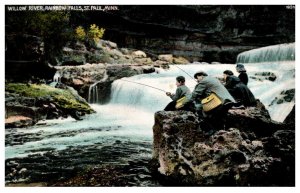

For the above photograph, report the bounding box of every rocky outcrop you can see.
[58,40,156,66]
[283,105,295,130]
[225,102,285,137]
[151,104,294,186]
[269,89,295,106]
[250,72,277,82]
[59,39,189,68]
[56,62,155,102]
[5,83,94,128]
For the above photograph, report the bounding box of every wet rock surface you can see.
[152,105,295,186]
[269,89,295,106]
[251,72,277,82]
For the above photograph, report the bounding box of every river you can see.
[5,60,295,186]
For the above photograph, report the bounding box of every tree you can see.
[6,10,73,64]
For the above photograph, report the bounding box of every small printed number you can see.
[286,5,295,9]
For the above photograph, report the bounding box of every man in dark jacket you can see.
[236,63,248,85]
[223,70,256,107]
[164,76,192,111]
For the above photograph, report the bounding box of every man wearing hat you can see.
[236,63,248,85]
[184,71,235,131]
[189,71,235,107]
[223,70,256,107]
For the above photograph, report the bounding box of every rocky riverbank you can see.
[5,83,94,128]
[53,39,191,101]
[151,102,295,186]
[5,33,191,127]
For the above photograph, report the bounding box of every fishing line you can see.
[119,79,167,93]
[173,65,197,82]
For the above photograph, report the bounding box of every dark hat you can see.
[194,71,208,79]
[236,63,246,72]
[176,76,185,83]
[223,70,234,75]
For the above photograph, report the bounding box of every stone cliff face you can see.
[151,104,294,186]
[82,5,295,63]
[5,5,294,82]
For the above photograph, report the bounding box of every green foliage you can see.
[75,26,86,41]
[27,11,70,38]
[88,24,105,43]
[74,24,105,45]
[6,11,73,63]
[6,83,94,113]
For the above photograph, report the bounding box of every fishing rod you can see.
[173,65,197,82]
[120,79,167,93]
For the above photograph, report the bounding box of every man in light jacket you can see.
[164,76,192,111]
[188,71,235,108]
[185,71,235,131]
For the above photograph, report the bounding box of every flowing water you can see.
[88,71,108,104]
[5,44,295,186]
[237,43,295,63]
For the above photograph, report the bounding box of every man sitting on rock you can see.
[164,76,193,111]
[223,70,256,107]
[236,63,249,85]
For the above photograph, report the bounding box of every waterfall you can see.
[236,43,295,122]
[49,71,61,87]
[111,63,294,122]
[237,43,295,63]
[53,71,61,82]
[88,71,108,103]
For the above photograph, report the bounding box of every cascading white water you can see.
[111,63,295,122]
[236,42,295,122]
[53,71,61,82]
[236,43,295,63]
[88,81,100,103]
[88,71,108,103]
[49,71,62,87]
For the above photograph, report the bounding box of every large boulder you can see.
[225,101,285,137]
[173,56,190,64]
[158,54,173,63]
[132,50,147,58]
[151,105,294,186]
